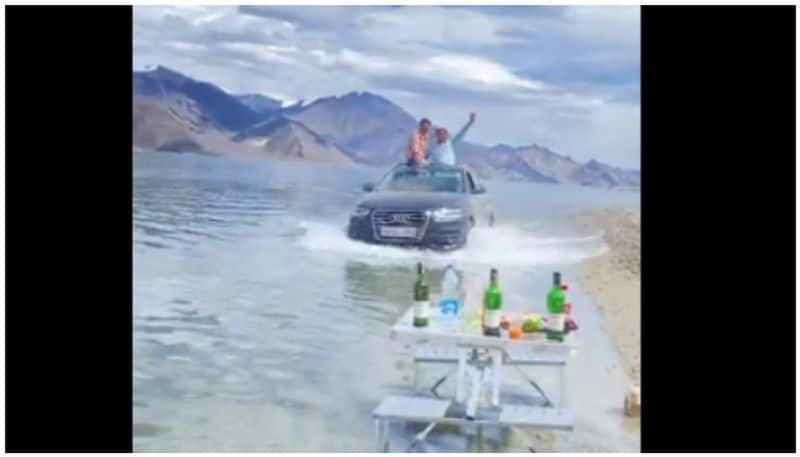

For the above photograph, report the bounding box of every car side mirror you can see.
[473,185,486,194]
[363,182,374,192]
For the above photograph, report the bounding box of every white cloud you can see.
[221,42,299,64]
[426,54,545,92]
[164,41,205,53]
[356,6,525,48]
[311,48,547,96]
[561,6,640,50]
[240,5,362,29]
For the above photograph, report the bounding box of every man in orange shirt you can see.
[407,118,432,166]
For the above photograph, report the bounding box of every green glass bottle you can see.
[545,272,567,341]
[483,268,502,337]
[413,262,430,327]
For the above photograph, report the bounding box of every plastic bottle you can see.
[439,264,460,331]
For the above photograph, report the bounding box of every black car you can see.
[347,163,494,250]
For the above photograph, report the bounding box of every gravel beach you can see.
[576,208,641,382]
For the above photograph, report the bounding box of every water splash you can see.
[295,219,607,268]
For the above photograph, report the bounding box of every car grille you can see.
[371,210,429,240]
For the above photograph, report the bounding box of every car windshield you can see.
[377,167,466,193]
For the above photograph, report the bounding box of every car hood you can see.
[358,191,468,211]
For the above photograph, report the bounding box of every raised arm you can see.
[452,112,476,144]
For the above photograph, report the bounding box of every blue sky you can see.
[133,6,640,168]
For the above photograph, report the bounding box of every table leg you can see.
[456,348,467,403]
[491,349,502,407]
[558,365,567,410]
[413,361,419,391]
[381,420,390,452]
[511,364,552,406]
[406,421,438,451]
[374,419,382,451]
[430,366,457,398]
[466,363,482,420]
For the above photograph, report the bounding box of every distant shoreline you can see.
[133,147,641,191]
[575,208,641,382]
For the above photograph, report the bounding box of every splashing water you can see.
[295,219,607,268]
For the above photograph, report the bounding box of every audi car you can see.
[347,163,494,250]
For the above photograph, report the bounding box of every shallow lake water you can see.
[133,151,640,451]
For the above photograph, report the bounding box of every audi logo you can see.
[376,214,407,223]
[374,213,424,224]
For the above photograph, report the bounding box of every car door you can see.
[465,171,492,226]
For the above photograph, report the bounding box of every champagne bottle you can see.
[483,268,502,337]
[545,272,567,341]
[413,262,430,327]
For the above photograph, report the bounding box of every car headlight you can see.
[430,208,463,222]
[351,206,371,218]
